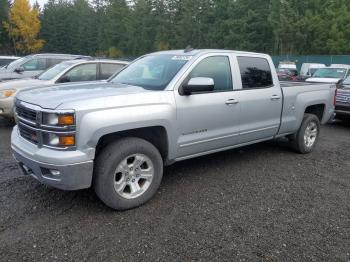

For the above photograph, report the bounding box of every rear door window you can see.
[100,63,125,79]
[237,57,273,89]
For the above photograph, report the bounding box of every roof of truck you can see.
[151,49,267,57]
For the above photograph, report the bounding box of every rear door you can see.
[234,55,282,143]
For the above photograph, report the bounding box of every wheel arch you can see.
[95,126,170,163]
[304,103,325,122]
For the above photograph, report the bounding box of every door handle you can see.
[225,99,239,105]
[270,94,281,100]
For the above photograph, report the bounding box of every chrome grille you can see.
[16,104,37,123]
[15,101,40,145]
[18,123,39,144]
[15,100,76,150]
[336,91,350,104]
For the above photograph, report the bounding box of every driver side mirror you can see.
[57,75,70,83]
[14,66,24,74]
[181,77,214,95]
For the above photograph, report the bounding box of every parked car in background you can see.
[299,63,326,80]
[0,53,91,82]
[277,68,298,81]
[0,59,128,120]
[306,65,350,84]
[278,61,297,71]
[0,56,21,68]
[11,49,336,210]
[335,76,350,121]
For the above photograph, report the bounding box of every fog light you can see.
[0,108,3,114]
[50,169,61,176]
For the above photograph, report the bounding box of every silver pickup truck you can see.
[11,49,336,210]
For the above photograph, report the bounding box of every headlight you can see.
[43,133,75,147]
[42,112,75,126]
[0,89,16,98]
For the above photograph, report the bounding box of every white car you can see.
[299,63,326,80]
[0,59,128,120]
[306,65,350,84]
[278,62,297,70]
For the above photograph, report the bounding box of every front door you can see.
[174,55,241,158]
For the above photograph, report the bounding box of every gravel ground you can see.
[0,118,349,262]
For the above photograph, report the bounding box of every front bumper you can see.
[11,126,94,190]
[0,96,15,118]
[335,104,350,118]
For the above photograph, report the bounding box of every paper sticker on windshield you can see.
[172,56,193,61]
[338,70,345,73]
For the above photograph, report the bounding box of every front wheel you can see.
[94,137,163,210]
[290,113,320,154]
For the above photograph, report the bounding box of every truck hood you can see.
[16,81,151,109]
[306,77,341,84]
[0,78,47,91]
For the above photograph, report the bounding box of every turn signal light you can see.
[59,136,75,146]
[3,90,15,98]
[58,115,74,125]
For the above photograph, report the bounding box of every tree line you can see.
[1,0,350,57]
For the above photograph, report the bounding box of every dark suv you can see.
[335,76,350,120]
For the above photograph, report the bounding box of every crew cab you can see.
[11,49,336,210]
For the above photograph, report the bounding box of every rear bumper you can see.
[11,126,94,190]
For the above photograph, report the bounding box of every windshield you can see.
[38,63,71,80]
[111,54,191,90]
[309,68,319,76]
[312,68,347,79]
[343,76,350,85]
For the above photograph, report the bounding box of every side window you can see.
[63,63,97,82]
[100,63,125,79]
[22,58,47,71]
[237,57,273,89]
[188,56,233,92]
[47,58,67,68]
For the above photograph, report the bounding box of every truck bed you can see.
[278,81,335,135]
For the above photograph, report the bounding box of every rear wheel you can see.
[94,137,163,210]
[290,113,320,154]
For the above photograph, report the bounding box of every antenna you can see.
[184,45,194,53]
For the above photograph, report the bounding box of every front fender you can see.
[77,103,178,160]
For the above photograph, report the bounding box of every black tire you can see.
[93,137,163,210]
[290,113,320,154]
